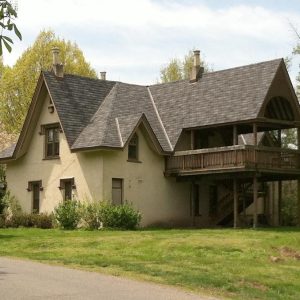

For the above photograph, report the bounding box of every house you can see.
[1,48,300,227]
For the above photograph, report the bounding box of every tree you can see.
[0,0,22,56]
[159,50,212,83]
[0,30,97,133]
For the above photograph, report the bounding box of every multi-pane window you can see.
[59,178,75,201]
[128,133,138,161]
[45,126,60,158]
[112,178,123,205]
[27,181,42,213]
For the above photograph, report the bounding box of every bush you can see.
[281,196,298,226]
[0,195,7,214]
[81,202,103,230]
[100,202,141,230]
[0,214,5,228]
[54,200,81,229]
[34,213,54,229]
[80,201,141,230]
[1,191,21,216]
[2,212,53,229]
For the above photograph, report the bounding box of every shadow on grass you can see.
[0,234,17,239]
[140,226,300,233]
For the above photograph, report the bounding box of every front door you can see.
[32,183,40,213]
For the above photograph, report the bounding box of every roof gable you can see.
[149,58,283,148]
[43,72,116,146]
[0,58,293,161]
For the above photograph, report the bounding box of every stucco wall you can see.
[6,93,103,212]
[102,125,191,227]
[6,92,191,227]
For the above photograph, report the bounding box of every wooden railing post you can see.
[233,178,238,228]
[253,175,258,228]
[253,123,257,166]
[298,127,300,225]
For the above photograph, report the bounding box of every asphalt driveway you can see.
[0,257,215,300]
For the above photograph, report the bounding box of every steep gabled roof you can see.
[0,57,294,161]
[43,72,116,146]
[149,58,283,147]
[72,82,172,151]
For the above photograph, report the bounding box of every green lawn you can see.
[0,228,299,299]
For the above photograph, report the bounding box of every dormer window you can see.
[128,133,139,161]
[43,124,60,159]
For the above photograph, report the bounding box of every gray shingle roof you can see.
[72,82,171,151]
[43,72,116,146]
[149,58,282,147]
[0,58,284,159]
[0,143,16,159]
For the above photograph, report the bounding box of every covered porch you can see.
[165,94,300,228]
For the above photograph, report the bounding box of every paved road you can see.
[0,257,215,300]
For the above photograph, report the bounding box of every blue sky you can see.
[3,0,300,85]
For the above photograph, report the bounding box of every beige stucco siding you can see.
[6,91,191,227]
[6,93,103,212]
[102,126,191,227]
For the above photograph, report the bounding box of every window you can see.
[112,178,123,205]
[128,133,139,161]
[44,125,60,158]
[27,181,42,213]
[59,178,75,201]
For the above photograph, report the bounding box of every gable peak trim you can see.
[115,117,124,147]
[147,87,173,151]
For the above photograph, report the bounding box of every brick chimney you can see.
[190,50,204,83]
[52,47,64,78]
[100,71,106,80]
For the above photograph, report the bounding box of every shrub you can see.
[0,195,7,214]
[281,196,297,226]
[100,202,141,230]
[81,202,103,230]
[80,201,141,230]
[3,212,53,229]
[54,200,81,229]
[0,214,5,228]
[34,213,54,229]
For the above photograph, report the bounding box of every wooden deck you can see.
[165,145,300,176]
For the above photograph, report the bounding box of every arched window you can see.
[264,97,294,121]
[128,133,139,161]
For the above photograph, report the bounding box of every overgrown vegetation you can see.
[0,228,299,300]
[0,212,53,229]
[0,191,53,229]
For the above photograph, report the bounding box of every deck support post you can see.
[278,181,282,226]
[191,182,195,227]
[253,123,257,146]
[233,178,238,228]
[297,179,300,226]
[297,127,300,226]
[278,129,282,226]
[253,175,258,228]
[253,124,257,167]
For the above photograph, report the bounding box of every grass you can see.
[0,228,300,299]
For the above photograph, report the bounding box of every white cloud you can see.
[2,0,300,84]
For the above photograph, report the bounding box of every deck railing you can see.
[165,145,300,174]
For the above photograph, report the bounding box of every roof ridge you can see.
[150,58,283,87]
[42,70,117,84]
